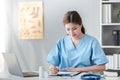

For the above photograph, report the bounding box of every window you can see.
[0,0,8,72]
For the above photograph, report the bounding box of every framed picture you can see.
[18,1,43,39]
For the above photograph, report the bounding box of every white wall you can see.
[5,0,100,72]
[0,0,9,73]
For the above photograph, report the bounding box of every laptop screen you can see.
[2,53,23,77]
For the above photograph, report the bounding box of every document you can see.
[50,72,81,77]
[103,69,120,77]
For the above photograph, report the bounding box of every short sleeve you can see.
[46,41,60,66]
[91,39,108,65]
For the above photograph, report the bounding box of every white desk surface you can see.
[0,73,120,80]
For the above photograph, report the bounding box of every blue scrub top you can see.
[46,34,108,70]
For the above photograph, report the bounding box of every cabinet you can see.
[100,0,120,69]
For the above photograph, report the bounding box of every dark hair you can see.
[63,11,85,34]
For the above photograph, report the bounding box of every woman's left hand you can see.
[63,68,79,72]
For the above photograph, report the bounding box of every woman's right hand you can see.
[49,64,59,74]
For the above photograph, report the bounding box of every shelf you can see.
[102,1,120,4]
[102,46,120,48]
[101,23,120,26]
[101,1,120,47]
[101,0,120,70]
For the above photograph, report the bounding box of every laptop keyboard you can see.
[22,72,39,77]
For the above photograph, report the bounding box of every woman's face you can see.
[65,23,82,39]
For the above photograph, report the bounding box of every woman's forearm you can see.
[77,64,106,72]
[64,64,106,72]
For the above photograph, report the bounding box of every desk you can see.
[24,76,120,80]
[0,73,120,80]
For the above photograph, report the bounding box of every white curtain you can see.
[0,0,8,73]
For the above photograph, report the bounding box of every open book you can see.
[50,72,81,77]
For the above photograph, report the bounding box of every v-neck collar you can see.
[68,34,86,49]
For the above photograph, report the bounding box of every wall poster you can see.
[18,1,43,39]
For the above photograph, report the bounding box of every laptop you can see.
[2,53,39,77]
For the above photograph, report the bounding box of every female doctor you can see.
[46,11,108,74]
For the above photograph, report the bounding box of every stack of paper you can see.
[103,69,120,77]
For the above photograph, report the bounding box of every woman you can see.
[46,11,108,74]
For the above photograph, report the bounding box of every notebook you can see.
[2,53,39,77]
[50,71,81,77]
